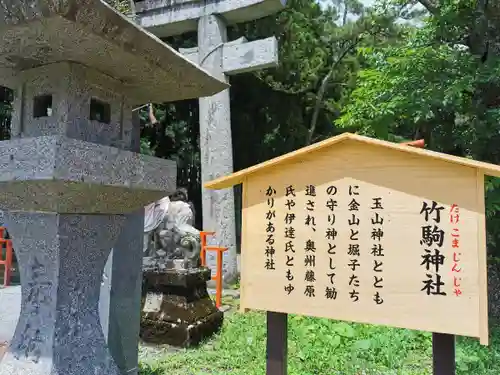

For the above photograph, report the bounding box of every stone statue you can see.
[143,188,201,269]
[140,188,223,348]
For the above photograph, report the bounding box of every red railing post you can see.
[4,240,12,287]
[204,246,228,308]
[199,231,215,266]
[0,227,13,287]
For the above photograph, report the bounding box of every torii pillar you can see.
[134,0,287,283]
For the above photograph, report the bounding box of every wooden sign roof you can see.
[205,132,496,345]
[205,132,500,189]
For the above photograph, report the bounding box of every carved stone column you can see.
[0,213,125,375]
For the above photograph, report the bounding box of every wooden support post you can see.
[432,333,455,375]
[216,249,224,307]
[266,311,288,375]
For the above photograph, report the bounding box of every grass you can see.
[139,307,500,375]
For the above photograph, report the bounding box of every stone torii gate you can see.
[133,0,286,282]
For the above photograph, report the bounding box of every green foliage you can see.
[486,177,500,250]
[139,363,163,375]
[338,38,478,138]
[140,138,156,156]
[234,0,405,146]
[104,0,131,14]
[337,0,500,255]
[139,311,500,375]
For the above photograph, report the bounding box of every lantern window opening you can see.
[90,98,111,124]
[33,94,53,118]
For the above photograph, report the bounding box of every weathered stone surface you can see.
[0,0,228,102]
[140,267,223,347]
[0,135,176,213]
[10,62,136,149]
[141,309,223,347]
[135,0,286,37]
[179,36,279,76]
[197,15,238,283]
[142,265,211,287]
[0,212,125,375]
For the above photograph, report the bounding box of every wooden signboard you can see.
[205,133,500,347]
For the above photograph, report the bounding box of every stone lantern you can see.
[0,1,226,374]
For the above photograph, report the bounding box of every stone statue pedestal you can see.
[140,260,223,347]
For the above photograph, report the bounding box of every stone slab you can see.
[179,36,279,75]
[135,0,286,37]
[0,0,228,103]
[142,267,211,288]
[140,310,223,347]
[142,290,218,323]
[0,136,176,213]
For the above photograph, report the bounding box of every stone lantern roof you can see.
[0,0,228,103]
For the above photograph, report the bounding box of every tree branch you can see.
[306,38,360,146]
[416,0,439,14]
